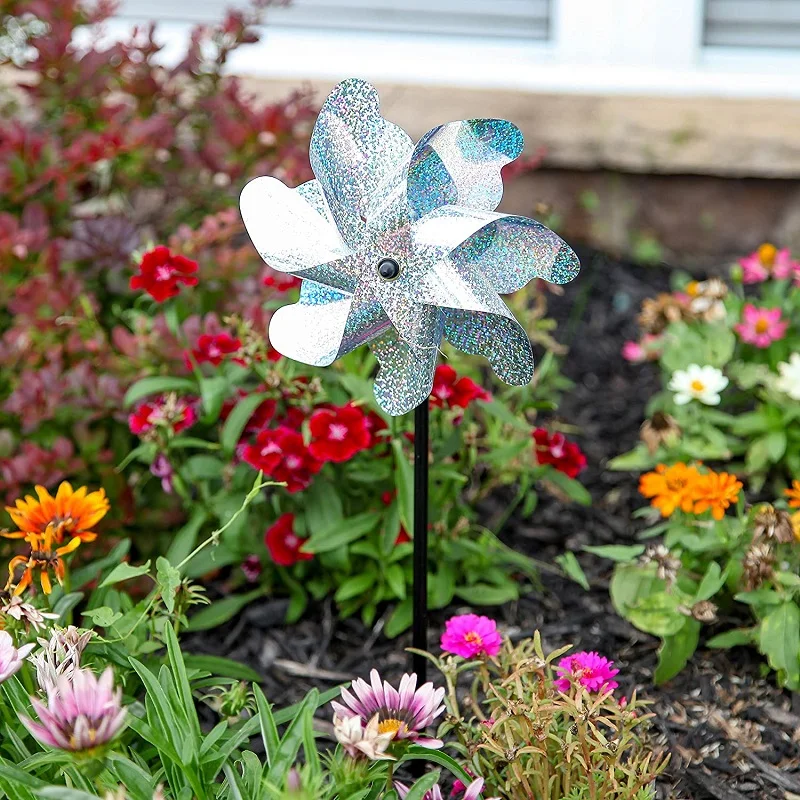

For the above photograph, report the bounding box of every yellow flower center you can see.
[690,379,706,393]
[464,631,483,647]
[755,319,769,334]
[758,243,777,267]
[686,281,700,297]
[378,718,403,736]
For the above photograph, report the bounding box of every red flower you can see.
[262,267,301,292]
[308,403,371,463]
[532,428,587,478]
[430,365,491,410]
[185,332,242,368]
[130,246,199,302]
[264,513,313,567]
[128,396,197,436]
[364,410,388,447]
[241,427,321,493]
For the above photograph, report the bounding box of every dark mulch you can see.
[188,250,800,799]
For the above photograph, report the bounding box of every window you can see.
[118,0,552,41]
[704,0,800,49]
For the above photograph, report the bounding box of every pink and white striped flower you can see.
[21,667,126,752]
[331,669,445,749]
[0,630,35,684]
[395,777,490,800]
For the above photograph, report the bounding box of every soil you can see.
[186,250,800,800]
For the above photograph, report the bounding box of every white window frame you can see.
[106,0,800,97]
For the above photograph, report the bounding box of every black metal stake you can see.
[412,398,429,683]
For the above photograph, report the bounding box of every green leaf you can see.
[303,512,381,553]
[555,552,589,590]
[759,601,800,687]
[403,772,440,800]
[124,376,196,407]
[544,469,591,505]
[156,557,182,614]
[183,454,225,482]
[221,392,270,455]
[71,539,131,590]
[392,439,414,535]
[654,619,700,684]
[81,606,123,628]
[765,430,787,462]
[707,628,756,649]
[199,375,229,424]
[183,655,262,683]
[695,562,727,602]
[334,572,376,603]
[583,544,645,562]
[385,597,412,638]
[400,746,473,787]
[610,563,664,617]
[627,593,687,637]
[186,589,264,632]
[607,445,657,472]
[482,399,529,430]
[455,582,519,606]
[99,561,151,588]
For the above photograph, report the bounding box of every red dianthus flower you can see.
[130,246,199,302]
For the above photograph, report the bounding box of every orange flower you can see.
[639,463,700,517]
[792,511,800,543]
[6,525,82,596]
[4,482,108,544]
[692,471,743,520]
[785,480,800,509]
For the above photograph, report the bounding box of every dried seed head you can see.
[640,411,681,454]
[753,504,795,544]
[690,600,718,623]
[640,544,681,585]
[743,542,775,591]
[638,294,692,334]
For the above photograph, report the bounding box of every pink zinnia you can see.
[331,669,445,749]
[739,244,798,284]
[554,651,619,694]
[21,667,127,752]
[734,304,788,348]
[440,614,503,659]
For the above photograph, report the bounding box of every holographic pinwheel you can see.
[240,78,580,416]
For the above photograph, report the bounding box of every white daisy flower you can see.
[668,364,728,406]
[776,353,800,401]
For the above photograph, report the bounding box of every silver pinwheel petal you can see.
[240,78,580,416]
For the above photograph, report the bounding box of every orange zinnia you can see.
[785,480,800,509]
[692,471,743,520]
[6,525,82,596]
[639,463,700,517]
[4,482,108,544]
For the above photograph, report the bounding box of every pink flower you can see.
[622,334,662,363]
[21,667,127,752]
[739,244,798,284]
[440,614,503,659]
[554,651,619,694]
[396,778,488,800]
[331,669,445,749]
[0,631,35,684]
[734,304,788,348]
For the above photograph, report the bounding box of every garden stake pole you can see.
[412,398,429,683]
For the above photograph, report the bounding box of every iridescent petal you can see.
[240,177,357,292]
[406,119,523,220]
[310,78,413,248]
[269,282,353,366]
[370,324,441,416]
[449,213,581,293]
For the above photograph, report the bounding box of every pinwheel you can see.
[240,78,579,416]
[240,78,581,676]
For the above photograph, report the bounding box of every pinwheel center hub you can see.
[377,258,401,281]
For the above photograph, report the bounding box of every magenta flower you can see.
[0,631,35,684]
[331,669,445,749]
[739,244,798,284]
[440,614,503,659]
[554,651,619,694]
[21,667,127,752]
[734,304,788,348]
[396,778,487,800]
